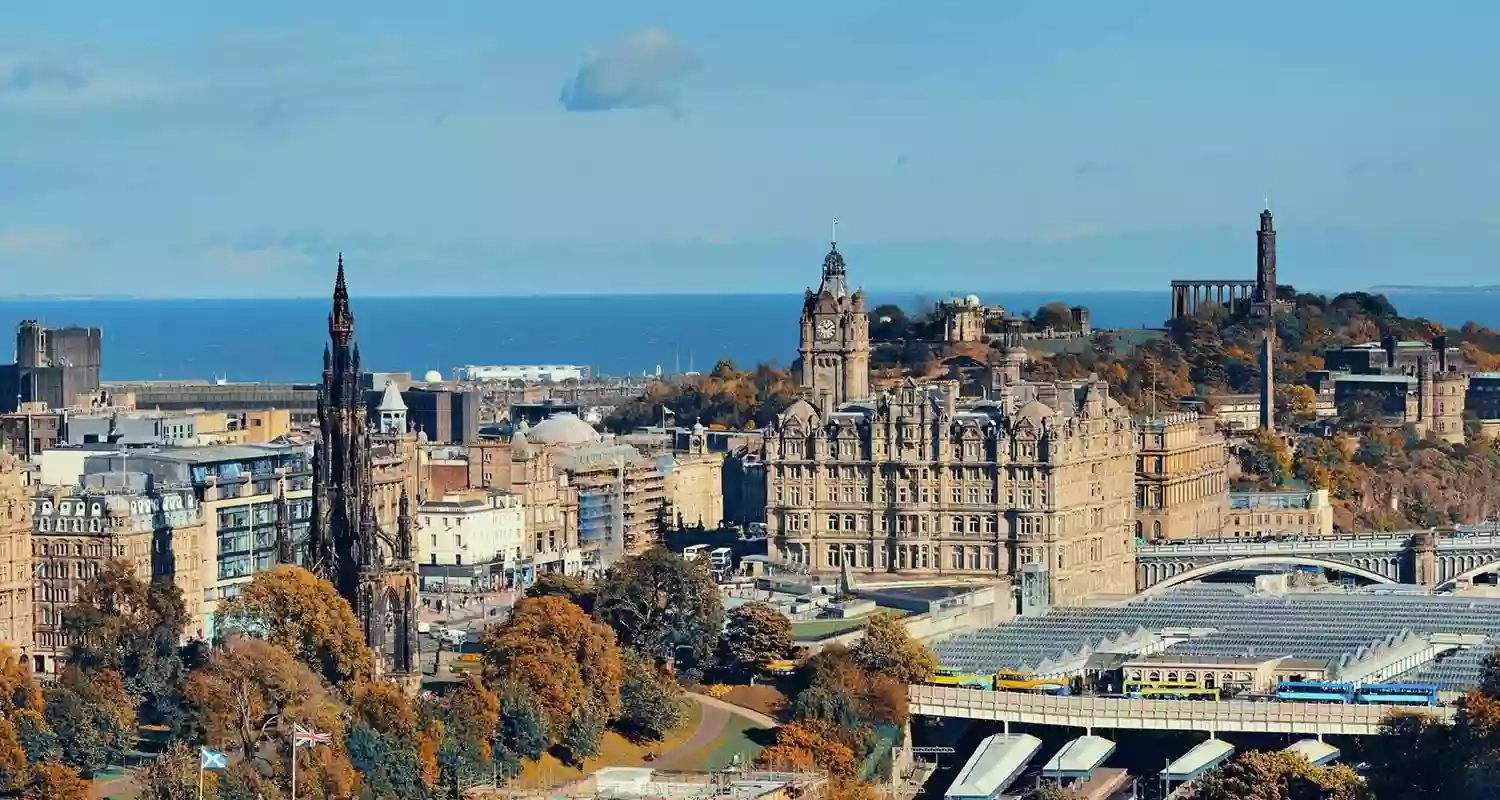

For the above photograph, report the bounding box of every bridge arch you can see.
[1140,555,1397,597]
[1434,559,1500,592]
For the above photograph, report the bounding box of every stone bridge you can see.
[910,685,1452,736]
[1137,528,1500,593]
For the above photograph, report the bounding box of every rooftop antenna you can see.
[1264,195,1271,211]
[832,217,838,247]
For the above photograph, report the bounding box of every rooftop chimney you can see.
[1380,334,1397,370]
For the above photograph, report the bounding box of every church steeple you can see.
[330,253,354,346]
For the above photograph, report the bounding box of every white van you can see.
[417,621,432,635]
[443,628,467,645]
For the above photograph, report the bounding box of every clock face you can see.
[817,319,837,341]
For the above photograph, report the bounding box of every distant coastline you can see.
[1367,285,1500,295]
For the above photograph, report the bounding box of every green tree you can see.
[561,709,604,767]
[595,548,724,669]
[617,652,688,742]
[850,612,937,683]
[61,562,195,730]
[43,668,135,776]
[10,710,57,764]
[718,601,794,679]
[346,722,427,800]
[525,573,597,614]
[495,686,549,762]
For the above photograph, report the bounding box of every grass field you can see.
[720,684,789,720]
[665,713,772,773]
[511,700,704,789]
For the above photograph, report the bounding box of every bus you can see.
[1124,679,1219,701]
[992,670,1071,694]
[1355,682,1440,707]
[682,544,710,561]
[929,666,993,689]
[1273,681,1355,704]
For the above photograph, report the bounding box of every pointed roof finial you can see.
[831,217,838,248]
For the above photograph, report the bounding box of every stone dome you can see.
[530,412,602,447]
[424,370,443,383]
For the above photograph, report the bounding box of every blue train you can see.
[1272,680,1440,707]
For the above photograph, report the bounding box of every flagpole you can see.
[290,740,297,800]
[198,761,203,800]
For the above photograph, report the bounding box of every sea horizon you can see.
[2,289,1496,385]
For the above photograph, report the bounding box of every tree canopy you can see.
[215,565,372,686]
[850,612,937,684]
[595,548,725,669]
[717,601,795,679]
[482,595,624,738]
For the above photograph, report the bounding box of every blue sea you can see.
[0,290,1495,383]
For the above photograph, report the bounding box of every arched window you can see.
[1152,520,1162,538]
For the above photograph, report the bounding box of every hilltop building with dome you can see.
[765,232,1139,605]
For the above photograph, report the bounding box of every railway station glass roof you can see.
[1284,739,1340,767]
[1161,739,1236,780]
[945,734,1042,800]
[1042,736,1115,779]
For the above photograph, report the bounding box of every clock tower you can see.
[798,222,870,409]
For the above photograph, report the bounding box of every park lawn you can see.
[721,684,788,720]
[512,700,704,789]
[665,713,770,772]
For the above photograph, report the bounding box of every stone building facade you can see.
[1134,412,1229,542]
[0,450,30,666]
[31,473,203,674]
[763,377,1137,606]
[468,435,583,581]
[937,296,987,344]
[1223,490,1333,538]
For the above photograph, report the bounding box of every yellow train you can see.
[928,667,1071,694]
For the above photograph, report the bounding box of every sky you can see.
[0,1,1496,297]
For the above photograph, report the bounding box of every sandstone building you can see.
[0,451,30,666]
[1134,412,1229,541]
[31,473,203,674]
[766,237,1138,605]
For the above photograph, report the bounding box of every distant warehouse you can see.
[465,364,589,383]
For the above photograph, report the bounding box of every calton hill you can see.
[607,289,1500,533]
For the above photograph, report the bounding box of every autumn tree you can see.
[595,547,724,669]
[22,762,89,800]
[0,716,28,792]
[718,601,794,679]
[216,565,372,686]
[186,635,342,760]
[755,721,857,779]
[850,612,936,684]
[1240,429,1293,487]
[1190,750,1367,800]
[789,645,908,762]
[11,711,56,764]
[482,595,624,742]
[618,651,688,742]
[561,709,605,767]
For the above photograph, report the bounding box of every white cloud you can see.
[559,29,701,112]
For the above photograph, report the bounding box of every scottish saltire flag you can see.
[293,724,332,748]
[200,748,228,770]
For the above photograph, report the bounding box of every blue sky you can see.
[0,1,1495,297]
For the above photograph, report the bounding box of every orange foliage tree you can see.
[755,721,856,779]
[216,565,373,686]
[481,595,624,738]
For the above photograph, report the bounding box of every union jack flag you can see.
[293,724,331,748]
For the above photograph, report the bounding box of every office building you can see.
[415,489,525,589]
[0,321,102,413]
[1134,412,1229,541]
